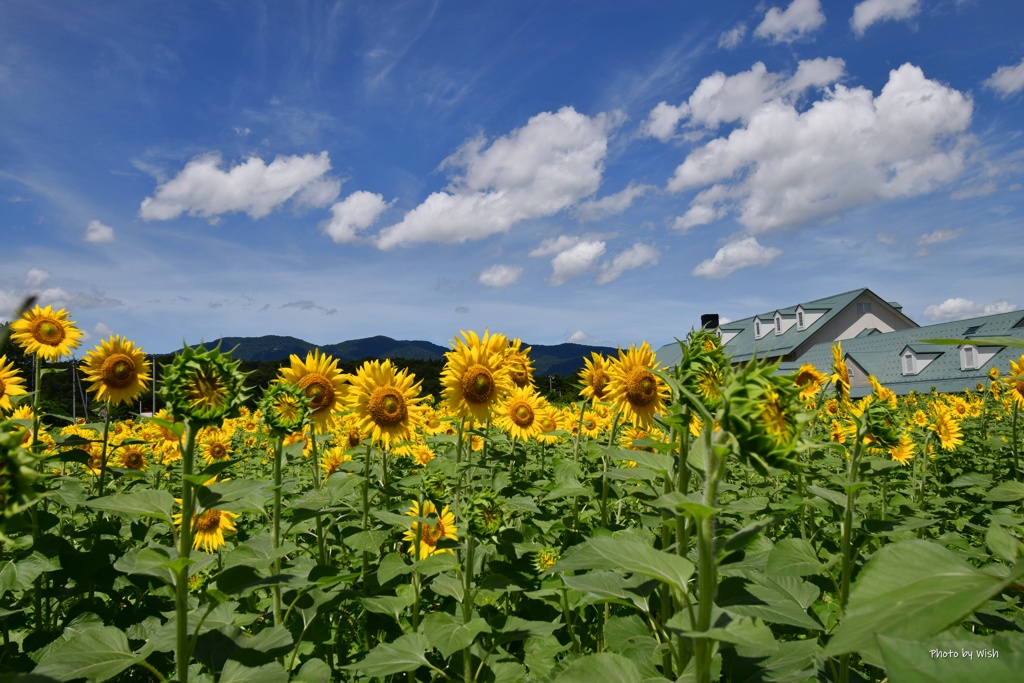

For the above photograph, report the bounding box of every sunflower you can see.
[10,305,83,360]
[347,359,426,448]
[605,342,670,430]
[0,355,28,414]
[116,443,150,471]
[535,407,563,445]
[911,409,928,428]
[1005,354,1024,409]
[278,350,349,428]
[693,363,725,409]
[403,499,458,560]
[319,446,353,479]
[421,408,448,436]
[533,547,560,573]
[793,364,826,403]
[504,338,535,388]
[259,381,311,437]
[411,443,435,467]
[830,343,850,402]
[578,353,612,403]
[441,330,513,423]
[868,375,897,408]
[495,385,546,441]
[931,403,964,451]
[888,435,915,466]
[190,508,238,553]
[80,335,151,406]
[161,343,250,426]
[200,428,233,464]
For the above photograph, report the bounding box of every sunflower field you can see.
[1,304,1023,683]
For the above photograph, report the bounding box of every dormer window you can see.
[796,310,805,330]
[902,351,915,375]
[774,314,782,334]
[961,345,978,371]
[754,319,762,338]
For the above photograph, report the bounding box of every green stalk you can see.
[361,442,372,584]
[1013,403,1020,482]
[837,426,866,683]
[174,421,200,683]
[271,434,284,626]
[693,423,724,683]
[462,533,476,683]
[307,422,328,565]
[95,402,113,498]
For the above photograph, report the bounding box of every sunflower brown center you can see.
[347,427,361,448]
[0,378,5,398]
[538,416,556,432]
[461,364,495,404]
[101,354,137,388]
[510,401,534,428]
[196,509,222,533]
[591,371,609,399]
[300,374,334,411]
[122,449,145,469]
[367,386,407,426]
[419,521,443,547]
[32,318,65,345]
[208,442,228,459]
[624,367,658,407]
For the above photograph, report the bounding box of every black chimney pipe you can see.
[700,313,719,330]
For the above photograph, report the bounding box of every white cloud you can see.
[568,330,599,344]
[597,243,660,284]
[85,219,115,243]
[984,58,1024,99]
[575,183,652,221]
[478,264,523,288]
[692,236,781,278]
[25,267,50,288]
[139,152,340,221]
[917,228,964,246]
[322,191,389,243]
[34,287,122,310]
[530,235,579,258]
[922,298,1018,322]
[674,203,723,231]
[643,58,844,138]
[718,24,747,50]
[754,0,826,44]
[668,64,973,233]
[375,107,617,249]
[550,240,606,286]
[851,0,920,36]
[93,322,114,339]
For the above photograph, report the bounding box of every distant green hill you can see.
[193,335,620,376]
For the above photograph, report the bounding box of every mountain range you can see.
[197,335,621,376]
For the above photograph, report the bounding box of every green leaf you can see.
[876,632,1024,683]
[359,593,412,624]
[825,540,1024,664]
[218,661,288,683]
[764,538,825,577]
[83,490,174,523]
[33,626,139,682]
[420,612,490,658]
[377,552,412,584]
[344,633,430,677]
[550,534,695,595]
[290,658,331,683]
[112,545,177,586]
[197,479,272,513]
[560,571,653,610]
[987,525,1023,563]
[919,336,1024,349]
[807,485,846,510]
[987,481,1024,502]
[553,653,644,683]
[724,575,822,631]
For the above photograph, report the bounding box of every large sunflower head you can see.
[605,342,670,430]
[259,381,311,437]
[278,350,349,428]
[793,364,827,403]
[1005,354,1024,409]
[346,359,426,448]
[441,330,514,423]
[160,343,251,427]
[0,355,28,414]
[10,305,83,360]
[80,335,151,406]
[173,506,239,554]
[930,402,964,452]
[503,338,535,388]
[578,352,612,403]
[495,384,547,441]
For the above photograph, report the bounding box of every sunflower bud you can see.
[0,420,45,535]
[160,343,251,427]
[720,359,806,475]
[464,489,505,536]
[259,381,311,437]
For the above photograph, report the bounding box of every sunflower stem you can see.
[272,434,284,627]
[462,532,476,683]
[175,421,199,683]
[95,401,113,498]
[693,420,724,683]
[361,442,372,585]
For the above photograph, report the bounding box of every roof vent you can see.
[700,314,719,330]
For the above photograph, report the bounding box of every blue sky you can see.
[2,0,1023,356]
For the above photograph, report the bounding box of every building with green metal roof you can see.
[657,288,1024,396]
